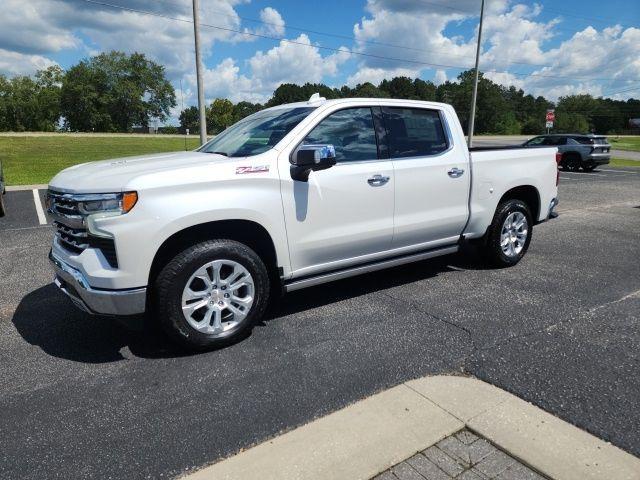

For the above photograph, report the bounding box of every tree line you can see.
[0,50,638,135]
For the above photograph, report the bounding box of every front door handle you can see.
[367,174,390,186]
[447,167,465,178]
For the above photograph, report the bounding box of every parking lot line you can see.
[32,189,47,225]
[560,171,608,177]
[598,168,639,174]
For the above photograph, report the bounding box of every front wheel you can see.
[152,240,270,351]
[483,199,533,267]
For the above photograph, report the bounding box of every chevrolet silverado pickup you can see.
[47,96,559,350]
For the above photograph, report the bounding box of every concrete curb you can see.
[5,184,48,191]
[181,375,640,480]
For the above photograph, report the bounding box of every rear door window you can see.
[543,137,567,146]
[382,108,449,159]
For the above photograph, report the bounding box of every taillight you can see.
[555,152,561,186]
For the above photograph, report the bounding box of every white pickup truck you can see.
[47,96,559,350]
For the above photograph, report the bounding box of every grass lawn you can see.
[0,135,201,185]
[610,158,640,168]
[608,136,640,152]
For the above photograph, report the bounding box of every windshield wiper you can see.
[207,151,228,156]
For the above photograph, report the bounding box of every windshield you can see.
[199,106,316,157]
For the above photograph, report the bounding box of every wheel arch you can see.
[562,150,582,162]
[148,219,280,286]
[498,185,541,221]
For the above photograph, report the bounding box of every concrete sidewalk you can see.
[182,375,640,480]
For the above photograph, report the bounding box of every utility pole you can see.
[192,0,207,145]
[467,0,485,148]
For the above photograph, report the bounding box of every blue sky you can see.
[1,0,639,116]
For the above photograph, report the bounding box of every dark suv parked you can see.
[523,134,610,171]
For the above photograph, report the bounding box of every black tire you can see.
[0,193,5,217]
[152,239,270,351]
[483,199,533,268]
[563,153,582,172]
[582,164,596,172]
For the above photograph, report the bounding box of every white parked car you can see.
[47,96,559,350]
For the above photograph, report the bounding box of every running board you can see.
[284,245,459,292]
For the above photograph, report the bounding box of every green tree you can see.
[379,76,415,99]
[413,79,436,101]
[349,82,387,98]
[60,51,175,132]
[266,82,339,107]
[233,101,262,122]
[0,66,62,131]
[34,65,64,131]
[207,98,235,134]
[555,95,599,133]
[179,105,200,134]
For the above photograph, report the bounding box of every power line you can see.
[129,0,562,69]
[536,4,640,29]
[78,0,636,84]
[602,85,640,96]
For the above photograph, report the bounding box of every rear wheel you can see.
[563,153,582,172]
[153,239,270,351]
[483,199,533,267]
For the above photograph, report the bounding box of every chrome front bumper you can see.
[49,250,146,316]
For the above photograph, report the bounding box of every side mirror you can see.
[290,144,336,181]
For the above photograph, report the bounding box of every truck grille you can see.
[47,190,119,268]
[54,221,89,253]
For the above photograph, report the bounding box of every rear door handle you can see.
[367,174,390,186]
[447,167,465,178]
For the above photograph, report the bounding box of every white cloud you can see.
[349,0,640,101]
[518,25,640,100]
[0,0,81,55]
[249,34,349,89]
[187,34,350,104]
[433,69,447,85]
[255,7,285,37]
[347,67,417,87]
[0,49,58,76]
[186,58,261,104]
[0,0,250,78]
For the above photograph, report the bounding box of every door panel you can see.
[384,107,470,249]
[279,107,394,276]
[281,161,394,275]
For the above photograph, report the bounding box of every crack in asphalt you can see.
[381,291,476,372]
[382,283,640,375]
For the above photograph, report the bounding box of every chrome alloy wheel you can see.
[500,211,528,257]
[181,260,255,335]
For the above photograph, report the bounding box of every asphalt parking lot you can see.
[1,166,639,479]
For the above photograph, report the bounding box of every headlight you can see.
[77,192,138,215]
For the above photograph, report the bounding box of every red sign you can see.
[546,111,555,122]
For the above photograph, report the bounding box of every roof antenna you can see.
[308,92,326,104]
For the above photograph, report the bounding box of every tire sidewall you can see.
[154,240,270,350]
[488,199,533,267]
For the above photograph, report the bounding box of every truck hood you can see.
[48,151,233,193]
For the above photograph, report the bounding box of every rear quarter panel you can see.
[465,147,558,238]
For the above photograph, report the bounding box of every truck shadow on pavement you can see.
[11,249,489,363]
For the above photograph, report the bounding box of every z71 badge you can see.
[236,165,270,174]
